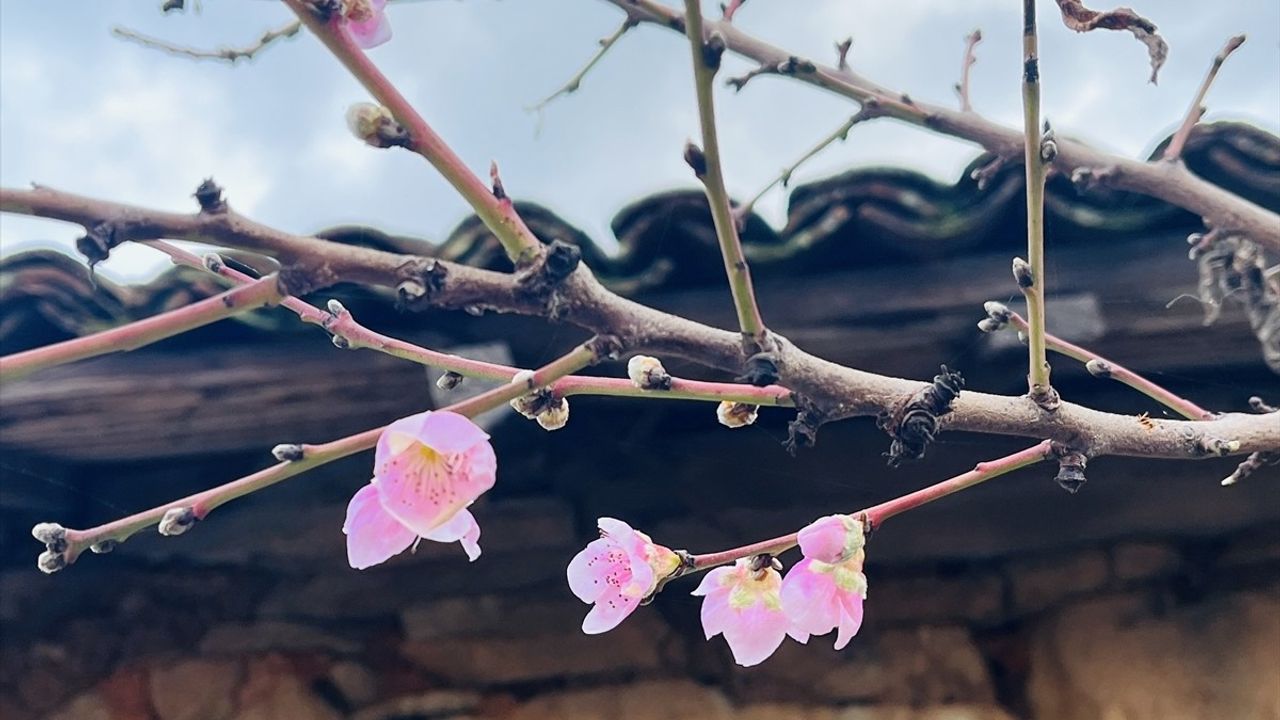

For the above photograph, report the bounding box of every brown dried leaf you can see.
[1053,0,1169,83]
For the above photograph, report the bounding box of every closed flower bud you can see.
[158,507,197,537]
[31,522,67,546]
[536,397,570,431]
[345,102,409,148]
[37,549,67,574]
[627,355,672,391]
[717,401,759,428]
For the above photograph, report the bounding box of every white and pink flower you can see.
[691,559,810,667]
[780,553,867,650]
[342,410,496,569]
[567,518,681,634]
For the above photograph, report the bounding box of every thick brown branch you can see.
[3,185,1278,460]
[595,0,1280,253]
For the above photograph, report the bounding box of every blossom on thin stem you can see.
[343,410,496,569]
[344,484,481,568]
[567,518,681,634]
[341,0,391,49]
[692,558,809,667]
[780,552,867,650]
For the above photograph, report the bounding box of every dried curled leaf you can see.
[1053,0,1168,83]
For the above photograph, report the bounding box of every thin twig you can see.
[144,240,794,407]
[528,18,637,113]
[735,110,870,223]
[44,340,604,569]
[0,274,283,383]
[721,0,746,22]
[598,0,1280,253]
[112,20,302,63]
[1163,34,1247,162]
[990,305,1213,420]
[957,29,982,112]
[1019,0,1055,407]
[285,0,543,265]
[683,441,1052,572]
[681,0,767,348]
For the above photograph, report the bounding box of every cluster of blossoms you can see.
[343,410,496,568]
[569,514,869,666]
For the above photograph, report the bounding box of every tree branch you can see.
[1163,34,1247,162]
[0,272,284,383]
[145,239,794,408]
[682,441,1053,573]
[4,185,1277,460]
[112,20,302,63]
[956,29,982,112]
[529,17,637,113]
[981,302,1214,421]
[594,0,1280,253]
[682,0,767,349]
[284,0,543,265]
[35,337,607,571]
[1019,0,1056,408]
[735,110,871,223]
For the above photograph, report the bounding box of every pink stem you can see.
[687,441,1053,571]
[0,274,283,382]
[144,241,794,407]
[283,1,541,263]
[52,339,601,565]
[1004,311,1213,420]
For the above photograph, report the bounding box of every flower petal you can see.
[348,9,392,49]
[423,508,482,562]
[581,589,642,634]
[343,483,415,570]
[567,538,617,603]
[375,427,496,536]
[780,559,841,637]
[691,566,734,596]
[834,594,865,650]
[721,602,791,667]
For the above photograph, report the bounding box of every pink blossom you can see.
[343,483,481,569]
[374,410,496,536]
[780,553,867,650]
[567,518,680,635]
[342,0,392,49]
[692,559,809,667]
[342,410,495,570]
[797,514,864,564]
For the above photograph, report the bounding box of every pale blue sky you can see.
[2,1,1277,281]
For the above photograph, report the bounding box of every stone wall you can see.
[3,496,1277,720]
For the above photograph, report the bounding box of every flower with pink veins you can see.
[342,410,495,569]
[692,558,809,667]
[343,483,481,569]
[780,551,868,650]
[374,410,496,536]
[567,518,681,634]
[341,0,392,49]
[797,513,865,564]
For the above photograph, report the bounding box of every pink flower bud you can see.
[796,514,864,564]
